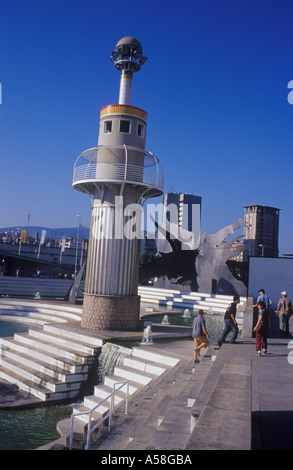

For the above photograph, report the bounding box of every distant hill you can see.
[0,226,90,240]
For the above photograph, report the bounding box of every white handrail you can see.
[69,380,129,450]
[72,145,164,191]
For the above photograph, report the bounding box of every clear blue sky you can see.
[0,0,292,253]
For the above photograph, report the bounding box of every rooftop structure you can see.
[243,204,280,259]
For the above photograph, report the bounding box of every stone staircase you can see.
[69,345,181,449]
[0,276,83,299]
[0,316,103,403]
[0,298,83,326]
[88,349,216,451]
[139,285,246,333]
[85,345,251,451]
[138,285,246,313]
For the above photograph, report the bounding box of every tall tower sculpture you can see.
[73,37,163,330]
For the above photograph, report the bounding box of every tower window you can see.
[119,119,131,134]
[104,120,112,133]
[137,122,145,138]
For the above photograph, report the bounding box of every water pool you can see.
[143,310,224,346]
[0,320,73,450]
[0,320,30,337]
[0,404,73,450]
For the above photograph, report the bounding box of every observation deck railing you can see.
[72,145,164,198]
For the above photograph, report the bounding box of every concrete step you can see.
[11,333,94,364]
[104,374,143,395]
[83,392,125,414]
[113,365,156,385]
[0,337,89,373]
[0,298,83,314]
[1,348,88,383]
[123,355,167,376]
[0,309,68,323]
[0,356,81,394]
[138,286,246,314]
[0,277,84,298]
[71,404,105,425]
[93,384,127,402]
[28,328,99,356]
[43,324,103,347]
[0,304,82,321]
[72,382,129,427]
[132,346,180,367]
[0,366,79,402]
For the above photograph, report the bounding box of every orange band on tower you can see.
[100,104,147,121]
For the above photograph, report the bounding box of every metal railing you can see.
[69,380,129,450]
[72,145,164,191]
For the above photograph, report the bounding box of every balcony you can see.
[73,145,164,199]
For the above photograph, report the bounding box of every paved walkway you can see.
[251,333,293,450]
[89,316,293,451]
[2,310,293,450]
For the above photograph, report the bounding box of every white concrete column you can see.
[119,71,133,105]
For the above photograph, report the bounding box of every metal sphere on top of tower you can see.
[110,36,147,73]
[110,37,148,105]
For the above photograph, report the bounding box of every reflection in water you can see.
[0,404,73,450]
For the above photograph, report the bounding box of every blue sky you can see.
[0,0,292,253]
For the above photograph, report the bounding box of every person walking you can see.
[192,309,210,363]
[253,289,272,310]
[253,300,271,356]
[276,291,292,337]
[217,295,240,347]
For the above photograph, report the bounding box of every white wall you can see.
[248,257,293,309]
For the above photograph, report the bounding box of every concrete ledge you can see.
[185,356,252,450]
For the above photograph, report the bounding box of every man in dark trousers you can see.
[217,295,240,347]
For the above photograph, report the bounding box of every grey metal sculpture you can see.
[142,217,251,296]
[195,218,249,296]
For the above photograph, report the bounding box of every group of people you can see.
[252,289,292,355]
[191,288,292,362]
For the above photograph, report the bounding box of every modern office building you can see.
[163,192,202,236]
[243,204,280,259]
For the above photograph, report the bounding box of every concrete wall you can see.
[248,257,293,308]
